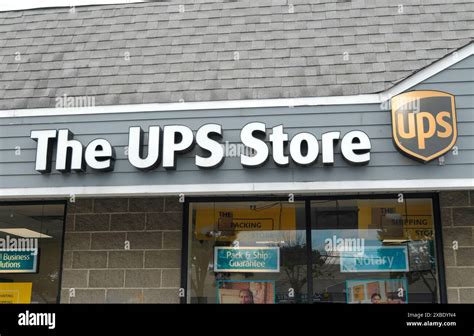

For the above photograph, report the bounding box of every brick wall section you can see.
[440,191,474,303]
[60,197,183,303]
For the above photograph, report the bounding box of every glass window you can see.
[311,198,439,304]
[0,203,65,304]
[187,201,307,303]
[186,196,441,304]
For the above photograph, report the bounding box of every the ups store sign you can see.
[29,90,459,174]
[391,90,457,163]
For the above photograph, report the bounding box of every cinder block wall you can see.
[60,197,183,303]
[440,191,474,303]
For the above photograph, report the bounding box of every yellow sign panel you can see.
[0,282,32,304]
[404,228,434,240]
[358,200,434,241]
[195,205,296,241]
[218,217,274,231]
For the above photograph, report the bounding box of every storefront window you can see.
[311,198,438,304]
[187,201,307,303]
[0,202,65,303]
[187,196,441,304]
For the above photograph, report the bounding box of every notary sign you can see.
[214,247,280,273]
[391,90,457,163]
[340,246,409,273]
[0,250,38,273]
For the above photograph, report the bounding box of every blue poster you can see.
[214,247,280,273]
[0,250,38,273]
[340,246,409,273]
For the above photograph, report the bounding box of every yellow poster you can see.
[352,284,365,302]
[0,282,32,304]
[195,204,296,241]
[358,200,434,241]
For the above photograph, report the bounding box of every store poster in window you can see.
[346,279,408,304]
[216,280,275,304]
[0,282,32,304]
[194,204,296,241]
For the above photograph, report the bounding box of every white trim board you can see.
[0,0,145,12]
[0,179,472,198]
[0,43,472,119]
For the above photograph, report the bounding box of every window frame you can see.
[0,200,68,304]
[181,193,447,304]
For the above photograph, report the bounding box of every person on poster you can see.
[239,289,254,304]
[250,282,265,304]
[371,293,382,304]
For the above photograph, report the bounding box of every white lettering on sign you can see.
[128,126,161,170]
[30,129,56,173]
[30,123,372,173]
[162,125,195,169]
[224,249,272,268]
[241,122,269,167]
[18,310,55,330]
[355,256,394,268]
[195,123,224,168]
[84,139,115,171]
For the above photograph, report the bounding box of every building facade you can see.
[0,1,473,304]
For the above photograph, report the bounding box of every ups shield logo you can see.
[391,91,457,163]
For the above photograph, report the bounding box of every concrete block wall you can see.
[60,197,183,303]
[440,191,474,303]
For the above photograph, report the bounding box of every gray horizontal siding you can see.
[0,57,473,190]
[450,55,474,69]
[1,131,474,152]
[1,119,474,142]
[412,82,473,95]
[0,113,407,137]
[2,150,474,176]
[422,68,473,83]
[1,165,473,190]
[2,137,474,163]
